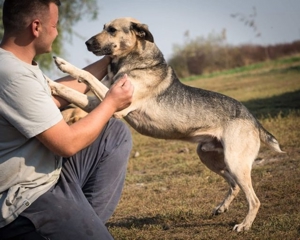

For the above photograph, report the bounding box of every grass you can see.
[107,55,300,239]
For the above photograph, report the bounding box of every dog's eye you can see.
[107,27,117,34]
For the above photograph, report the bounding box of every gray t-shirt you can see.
[0,48,63,227]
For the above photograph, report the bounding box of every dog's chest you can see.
[105,62,128,85]
[109,62,119,75]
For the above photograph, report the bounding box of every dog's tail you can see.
[259,124,285,153]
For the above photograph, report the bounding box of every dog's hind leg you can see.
[197,143,240,215]
[222,120,261,232]
[214,170,240,215]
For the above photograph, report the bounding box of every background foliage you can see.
[169,30,300,78]
[1,1,299,79]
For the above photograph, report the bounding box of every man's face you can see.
[35,3,59,54]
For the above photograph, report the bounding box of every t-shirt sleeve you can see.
[0,73,63,138]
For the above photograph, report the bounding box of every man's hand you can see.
[103,74,134,112]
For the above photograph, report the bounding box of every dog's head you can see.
[85,17,154,58]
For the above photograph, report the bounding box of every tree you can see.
[0,0,98,71]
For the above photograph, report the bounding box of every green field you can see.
[108,55,300,239]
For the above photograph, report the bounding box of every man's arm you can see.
[52,56,110,109]
[37,74,133,157]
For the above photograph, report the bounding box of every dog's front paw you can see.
[48,83,59,96]
[53,56,76,75]
[47,80,59,96]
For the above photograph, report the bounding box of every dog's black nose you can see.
[85,39,92,48]
[85,39,95,51]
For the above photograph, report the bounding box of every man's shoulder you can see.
[0,49,26,76]
[0,49,43,85]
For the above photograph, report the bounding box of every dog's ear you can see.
[131,22,154,43]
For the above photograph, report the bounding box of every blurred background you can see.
[1,0,300,78]
[1,2,300,238]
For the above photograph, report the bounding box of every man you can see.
[0,0,134,239]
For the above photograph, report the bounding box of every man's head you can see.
[2,0,61,34]
[2,0,61,55]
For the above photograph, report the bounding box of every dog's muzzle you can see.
[85,38,96,52]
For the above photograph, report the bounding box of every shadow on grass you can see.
[107,214,234,230]
[107,216,164,229]
[242,89,300,119]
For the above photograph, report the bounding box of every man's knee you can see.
[37,201,113,239]
[104,119,132,154]
[108,118,131,139]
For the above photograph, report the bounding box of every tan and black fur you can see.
[48,17,284,232]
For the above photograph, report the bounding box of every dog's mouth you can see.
[86,38,114,56]
[91,49,103,55]
[91,47,113,56]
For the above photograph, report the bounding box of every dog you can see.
[48,17,284,232]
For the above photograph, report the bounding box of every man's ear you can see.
[130,22,154,43]
[31,19,41,37]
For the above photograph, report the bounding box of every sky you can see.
[54,0,300,77]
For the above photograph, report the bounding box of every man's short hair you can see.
[2,0,61,33]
